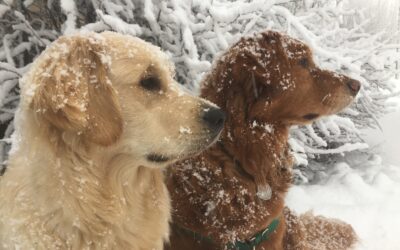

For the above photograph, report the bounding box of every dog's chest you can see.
[169,156,285,243]
[0,164,171,250]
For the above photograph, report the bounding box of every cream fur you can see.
[0,32,219,250]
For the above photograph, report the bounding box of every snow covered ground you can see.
[287,103,400,250]
[362,106,400,166]
[287,157,400,250]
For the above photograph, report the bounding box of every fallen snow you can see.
[286,155,400,250]
[362,97,400,166]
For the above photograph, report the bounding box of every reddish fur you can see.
[166,31,358,250]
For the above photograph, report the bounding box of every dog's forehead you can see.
[232,33,311,63]
[100,32,174,74]
[280,35,311,59]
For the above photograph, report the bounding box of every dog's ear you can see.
[31,35,123,146]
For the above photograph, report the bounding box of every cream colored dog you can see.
[0,32,225,250]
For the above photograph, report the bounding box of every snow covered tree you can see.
[0,0,398,182]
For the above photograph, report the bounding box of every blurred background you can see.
[348,0,400,166]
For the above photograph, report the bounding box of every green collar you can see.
[177,218,279,250]
[227,218,280,250]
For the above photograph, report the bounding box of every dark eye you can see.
[299,58,308,68]
[140,76,161,91]
[303,113,319,120]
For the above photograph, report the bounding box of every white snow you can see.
[346,0,399,36]
[0,4,10,18]
[362,96,400,166]
[287,156,400,250]
[256,183,272,200]
[23,0,34,8]
[60,0,77,35]
[93,10,142,37]
[287,94,400,249]
[179,126,192,134]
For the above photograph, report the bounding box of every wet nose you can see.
[202,106,226,133]
[346,79,361,96]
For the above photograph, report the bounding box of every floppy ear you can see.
[31,35,123,146]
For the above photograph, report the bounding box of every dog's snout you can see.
[202,107,226,132]
[346,79,360,96]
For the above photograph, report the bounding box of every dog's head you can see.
[204,31,360,126]
[28,32,225,167]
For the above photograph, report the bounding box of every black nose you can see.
[346,79,361,96]
[202,106,226,132]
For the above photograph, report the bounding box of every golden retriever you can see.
[167,31,359,250]
[0,32,225,250]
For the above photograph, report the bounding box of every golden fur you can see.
[167,31,360,249]
[0,32,223,250]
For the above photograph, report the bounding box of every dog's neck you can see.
[201,65,293,194]
[8,114,170,247]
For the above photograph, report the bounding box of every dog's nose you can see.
[346,79,361,96]
[202,107,226,132]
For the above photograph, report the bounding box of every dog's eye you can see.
[140,76,161,91]
[299,58,308,68]
[303,113,319,120]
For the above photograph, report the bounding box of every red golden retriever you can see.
[166,31,359,250]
